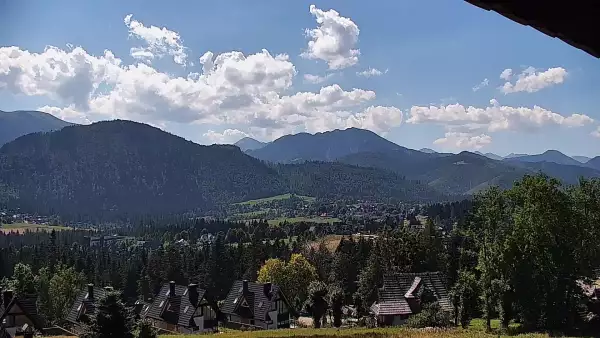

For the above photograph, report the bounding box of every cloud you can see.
[203,129,249,144]
[500,68,512,81]
[301,5,360,69]
[124,14,187,65]
[433,132,492,150]
[501,66,567,94]
[357,68,387,78]
[0,39,404,141]
[408,100,594,133]
[303,73,333,84]
[472,78,489,92]
[592,127,600,138]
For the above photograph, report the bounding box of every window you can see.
[258,301,263,308]
[158,301,164,308]
[184,306,189,314]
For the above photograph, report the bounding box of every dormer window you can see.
[240,298,249,307]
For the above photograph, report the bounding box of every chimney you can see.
[87,284,94,300]
[242,280,249,293]
[169,281,176,298]
[263,282,272,299]
[188,283,199,305]
[3,290,14,307]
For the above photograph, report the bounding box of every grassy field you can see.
[236,194,316,206]
[160,327,558,338]
[0,222,71,234]
[267,216,340,226]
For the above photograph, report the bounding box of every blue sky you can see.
[1,0,599,156]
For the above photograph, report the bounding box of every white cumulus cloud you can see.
[301,5,360,70]
[501,66,567,94]
[500,68,512,80]
[124,14,187,65]
[592,127,600,138]
[433,132,492,150]
[408,100,594,133]
[303,73,334,84]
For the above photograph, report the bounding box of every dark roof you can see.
[372,272,452,316]
[0,294,46,329]
[465,0,600,58]
[221,281,289,322]
[145,283,213,329]
[66,286,110,324]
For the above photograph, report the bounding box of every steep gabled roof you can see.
[221,281,289,322]
[66,286,110,324]
[373,271,452,316]
[0,294,46,330]
[145,283,214,329]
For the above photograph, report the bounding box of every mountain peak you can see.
[234,137,267,152]
[0,110,73,147]
[247,127,403,163]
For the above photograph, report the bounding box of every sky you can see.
[0,0,599,157]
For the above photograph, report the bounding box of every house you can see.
[65,284,112,333]
[143,282,218,334]
[370,272,452,327]
[0,289,46,337]
[220,280,293,330]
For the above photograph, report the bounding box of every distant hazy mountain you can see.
[419,148,437,154]
[572,156,591,163]
[587,156,600,171]
[505,150,582,167]
[0,110,72,146]
[234,137,267,152]
[504,153,528,159]
[247,127,408,163]
[474,151,503,161]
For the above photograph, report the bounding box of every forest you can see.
[0,174,599,336]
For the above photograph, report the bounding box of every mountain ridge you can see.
[0,110,73,146]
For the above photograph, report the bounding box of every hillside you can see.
[277,161,444,202]
[234,137,267,151]
[247,128,405,163]
[586,156,600,171]
[340,151,529,195]
[573,155,591,163]
[0,121,286,218]
[0,121,444,218]
[0,110,72,146]
[505,150,582,166]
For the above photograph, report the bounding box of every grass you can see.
[267,217,340,226]
[0,222,71,234]
[236,194,316,206]
[160,326,560,338]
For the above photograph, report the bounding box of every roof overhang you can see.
[465,0,600,58]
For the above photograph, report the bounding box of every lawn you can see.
[236,193,316,206]
[267,216,340,226]
[0,222,71,234]
[160,327,557,338]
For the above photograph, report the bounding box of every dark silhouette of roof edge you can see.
[465,0,600,58]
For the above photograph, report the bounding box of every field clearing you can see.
[236,193,316,206]
[1,222,71,234]
[160,327,559,338]
[267,216,340,226]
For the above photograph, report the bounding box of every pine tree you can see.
[81,291,134,338]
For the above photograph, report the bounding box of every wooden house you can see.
[143,282,218,334]
[220,280,292,330]
[370,272,452,326]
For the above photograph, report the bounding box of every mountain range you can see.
[0,110,598,218]
[0,120,442,219]
[0,110,73,146]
